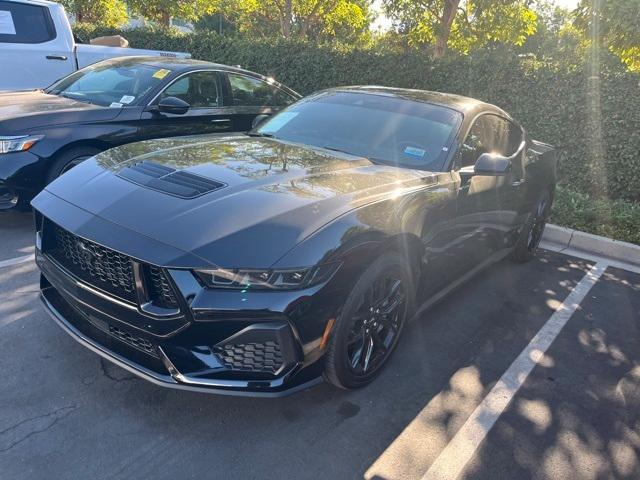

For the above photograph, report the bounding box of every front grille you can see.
[108,324,158,357]
[45,221,180,310]
[146,265,179,309]
[213,341,284,374]
[49,225,137,303]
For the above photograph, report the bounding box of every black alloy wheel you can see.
[347,275,405,374]
[324,252,414,389]
[512,189,552,263]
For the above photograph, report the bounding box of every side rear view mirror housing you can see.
[251,114,270,129]
[157,96,190,115]
[473,152,512,176]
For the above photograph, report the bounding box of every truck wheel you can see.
[512,189,552,263]
[46,147,101,184]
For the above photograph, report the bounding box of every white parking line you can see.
[421,261,607,480]
[0,254,34,269]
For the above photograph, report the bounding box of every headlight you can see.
[0,135,44,154]
[193,262,341,290]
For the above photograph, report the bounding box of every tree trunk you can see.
[434,0,460,59]
[160,10,171,27]
[281,0,293,38]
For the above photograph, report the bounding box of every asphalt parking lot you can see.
[1,210,639,480]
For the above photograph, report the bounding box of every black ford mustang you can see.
[0,56,299,210]
[32,87,556,396]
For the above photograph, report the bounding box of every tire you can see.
[46,147,101,185]
[324,252,415,389]
[512,189,552,263]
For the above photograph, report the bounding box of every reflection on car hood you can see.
[45,135,434,268]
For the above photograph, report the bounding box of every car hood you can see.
[41,135,432,268]
[0,91,119,134]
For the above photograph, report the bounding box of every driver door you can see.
[452,113,525,271]
[137,70,234,140]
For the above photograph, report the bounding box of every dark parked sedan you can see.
[0,56,299,210]
[32,87,556,396]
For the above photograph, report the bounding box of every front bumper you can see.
[34,216,335,396]
[32,194,342,396]
[0,181,18,210]
[41,285,322,397]
[0,151,44,208]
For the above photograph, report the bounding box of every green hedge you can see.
[76,26,640,207]
[552,185,640,245]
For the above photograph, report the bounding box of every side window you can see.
[159,71,222,108]
[459,116,494,168]
[458,114,522,168]
[506,120,524,156]
[0,1,55,44]
[228,73,295,107]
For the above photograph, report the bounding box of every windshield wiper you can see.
[58,92,92,104]
[322,146,382,164]
[244,132,276,139]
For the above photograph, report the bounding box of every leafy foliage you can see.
[126,0,220,26]
[552,185,640,245]
[59,0,128,27]
[575,0,640,71]
[382,0,538,56]
[214,0,371,41]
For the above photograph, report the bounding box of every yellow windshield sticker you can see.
[153,68,171,79]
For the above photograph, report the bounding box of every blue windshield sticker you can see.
[404,146,426,159]
[260,112,299,133]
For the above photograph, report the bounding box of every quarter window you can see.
[228,73,295,107]
[159,71,222,108]
[0,1,55,44]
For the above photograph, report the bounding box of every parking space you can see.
[0,211,34,263]
[1,211,639,480]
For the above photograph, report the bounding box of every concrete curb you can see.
[542,224,640,268]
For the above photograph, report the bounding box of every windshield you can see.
[46,61,170,107]
[256,91,462,171]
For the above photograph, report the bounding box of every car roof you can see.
[116,56,263,76]
[327,86,508,118]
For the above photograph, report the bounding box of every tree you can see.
[382,0,538,57]
[217,0,371,41]
[60,0,128,27]
[127,0,220,27]
[575,0,640,71]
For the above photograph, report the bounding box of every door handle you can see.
[210,118,231,123]
[46,55,68,61]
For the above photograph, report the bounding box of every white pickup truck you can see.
[0,0,190,91]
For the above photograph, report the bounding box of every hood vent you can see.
[117,160,226,199]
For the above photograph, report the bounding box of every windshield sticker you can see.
[109,102,123,108]
[404,146,426,159]
[259,112,299,133]
[152,69,171,80]
[0,11,16,35]
[119,95,135,104]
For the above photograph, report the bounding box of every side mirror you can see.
[251,114,270,129]
[158,96,190,115]
[473,152,511,176]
